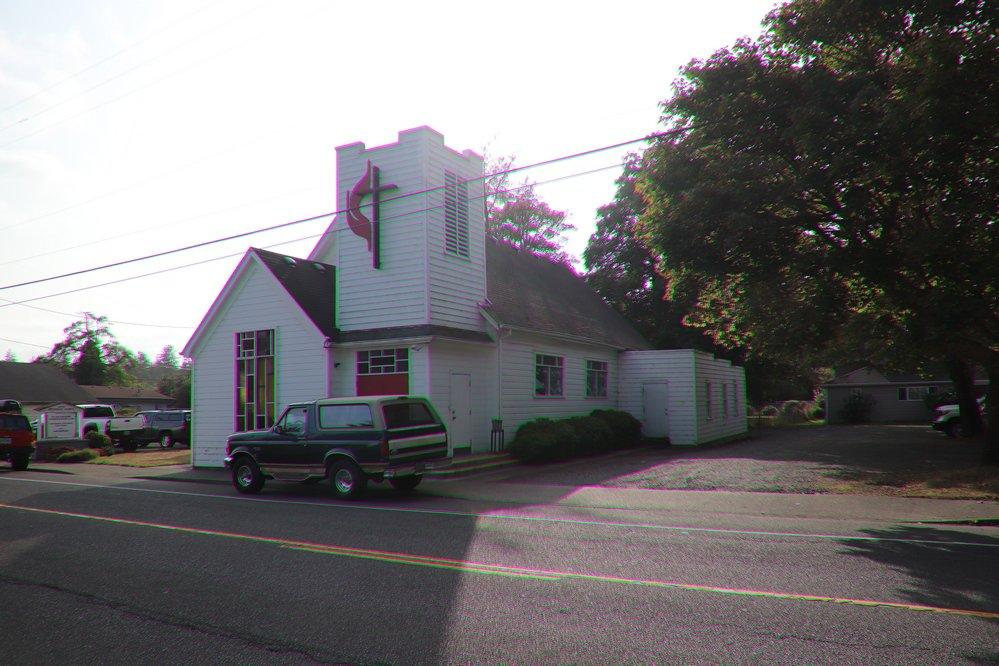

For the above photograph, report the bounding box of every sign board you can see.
[40,404,80,440]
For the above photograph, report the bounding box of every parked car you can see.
[1,399,23,414]
[224,396,451,499]
[0,411,36,470]
[932,396,986,437]
[77,404,116,436]
[110,410,191,450]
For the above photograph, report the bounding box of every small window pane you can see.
[319,404,374,429]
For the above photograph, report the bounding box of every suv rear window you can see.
[382,402,438,429]
[82,407,114,418]
[0,415,31,430]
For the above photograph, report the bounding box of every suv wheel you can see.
[10,451,29,471]
[329,459,366,500]
[944,420,960,438]
[159,432,174,448]
[232,456,264,494]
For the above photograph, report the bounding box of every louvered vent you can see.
[443,170,469,258]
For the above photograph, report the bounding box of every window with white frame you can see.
[443,170,469,258]
[585,360,608,398]
[356,348,409,375]
[235,330,275,432]
[535,354,564,397]
[898,386,936,401]
[705,381,713,420]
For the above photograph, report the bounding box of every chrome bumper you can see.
[367,457,452,479]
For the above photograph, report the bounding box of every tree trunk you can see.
[947,356,982,437]
[983,361,998,466]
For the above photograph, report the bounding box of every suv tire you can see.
[232,456,265,494]
[160,432,174,449]
[10,451,29,471]
[329,459,366,500]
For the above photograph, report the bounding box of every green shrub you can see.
[589,409,642,448]
[777,400,808,424]
[85,431,112,449]
[565,416,614,456]
[839,393,876,424]
[759,405,779,417]
[806,401,825,420]
[42,446,76,462]
[508,419,574,463]
[57,448,100,463]
[100,445,115,457]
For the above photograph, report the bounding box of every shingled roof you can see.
[252,248,336,337]
[0,361,94,404]
[483,239,651,350]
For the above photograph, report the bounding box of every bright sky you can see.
[0,0,777,363]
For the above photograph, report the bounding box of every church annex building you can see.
[183,127,746,467]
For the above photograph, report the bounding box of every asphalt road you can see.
[1,468,997,665]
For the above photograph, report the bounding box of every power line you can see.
[0,1,224,119]
[0,336,50,350]
[0,161,626,308]
[0,130,667,293]
[0,297,193,329]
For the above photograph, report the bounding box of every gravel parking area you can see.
[502,424,999,500]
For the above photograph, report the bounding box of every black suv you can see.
[132,410,191,448]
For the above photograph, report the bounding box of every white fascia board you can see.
[182,250,257,358]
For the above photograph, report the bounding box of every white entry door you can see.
[448,373,472,453]
[642,382,669,437]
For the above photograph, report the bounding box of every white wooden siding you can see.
[190,262,327,467]
[618,350,698,445]
[328,343,429,399]
[694,351,747,443]
[333,129,431,331]
[426,339,497,453]
[426,139,488,331]
[497,331,618,441]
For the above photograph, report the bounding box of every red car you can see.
[0,405,35,470]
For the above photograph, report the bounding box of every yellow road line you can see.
[3,502,997,621]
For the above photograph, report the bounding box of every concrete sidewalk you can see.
[21,460,999,524]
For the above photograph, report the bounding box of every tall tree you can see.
[638,0,998,460]
[485,155,575,264]
[155,345,180,369]
[2,350,16,362]
[34,312,138,387]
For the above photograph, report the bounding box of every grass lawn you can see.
[88,449,190,468]
[818,466,999,501]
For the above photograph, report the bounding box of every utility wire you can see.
[0,161,625,309]
[0,336,51,350]
[0,129,671,293]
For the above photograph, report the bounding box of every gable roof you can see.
[79,385,173,402]
[482,239,651,350]
[183,248,336,357]
[251,248,336,337]
[0,361,94,404]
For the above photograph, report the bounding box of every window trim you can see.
[235,329,276,432]
[585,359,609,399]
[898,386,936,401]
[356,348,409,376]
[534,353,565,398]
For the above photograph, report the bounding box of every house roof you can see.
[252,248,336,338]
[78,385,173,402]
[0,361,94,404]
[483,239,651,350]
[822,365,985,387]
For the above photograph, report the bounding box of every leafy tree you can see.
[2,350,16,362]
[585,156,828,403]
[34,312,138,386]
[155,345,180,369]
[485,155,575,264]
[638,0,998,460]
[157,363,191,408]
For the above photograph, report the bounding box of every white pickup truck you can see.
[78,404,116,437]
[107,414,149,451]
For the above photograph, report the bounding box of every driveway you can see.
[498,424,999,500]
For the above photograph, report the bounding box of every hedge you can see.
[508,409,643,463]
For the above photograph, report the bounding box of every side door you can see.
[255,406,310,477]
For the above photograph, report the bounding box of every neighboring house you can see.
[0,361,94,422]
[823,366,988,424]
[78,385,174,413]
[183,127,747,467]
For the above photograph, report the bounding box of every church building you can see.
[183,127,746,467]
